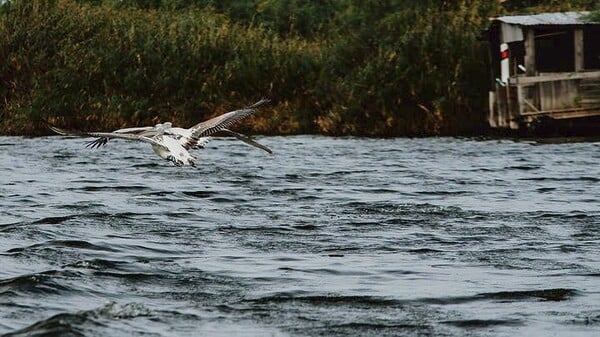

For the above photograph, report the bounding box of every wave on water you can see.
[0,270,84,296]
[7,240,120,254]
[247,288,578,308]
[3,302,153,337]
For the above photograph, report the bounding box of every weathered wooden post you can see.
[574,29,584,72]
[524,28,536,76]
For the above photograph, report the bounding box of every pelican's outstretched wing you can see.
[219,129,272,154]
[183,99,270,149]
[112,126,157,134]
[80,125,162,149]
[49,126,167,150]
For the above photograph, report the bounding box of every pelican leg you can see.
[167,155,181,166]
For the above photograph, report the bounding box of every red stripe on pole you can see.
[501,50,509,59]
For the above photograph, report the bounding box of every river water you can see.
[0,136,599,336]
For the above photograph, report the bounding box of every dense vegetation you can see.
[586,8,600,22]
[0,0,598,136]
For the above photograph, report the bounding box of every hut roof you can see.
[494,11,597,26]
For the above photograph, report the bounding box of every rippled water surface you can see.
[1,136,599,336]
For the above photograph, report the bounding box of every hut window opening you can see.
[535,29,574,73]
[584,27,600,70]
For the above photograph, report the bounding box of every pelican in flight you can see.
[49,99,272,167]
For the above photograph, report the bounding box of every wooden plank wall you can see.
[538,80,579,111]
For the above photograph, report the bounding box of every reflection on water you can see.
[1,136,599,336]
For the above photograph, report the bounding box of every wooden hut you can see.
[486,12,600,130]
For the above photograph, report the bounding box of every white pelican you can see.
[49,99,272,167]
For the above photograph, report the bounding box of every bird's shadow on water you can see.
[131,162,161,169]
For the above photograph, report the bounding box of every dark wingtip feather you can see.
[84,137,109,149]
[246,98,270,109]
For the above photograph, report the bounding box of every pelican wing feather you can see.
[219,129,272,154]
[49,126,168,150]
[183,99,269,150]
[83,126,161,149]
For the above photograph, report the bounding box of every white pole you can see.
[500,43,510,84]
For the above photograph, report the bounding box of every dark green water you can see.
[1,136,599,336]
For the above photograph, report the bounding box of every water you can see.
[1,136,599,336]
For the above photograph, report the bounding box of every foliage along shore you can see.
[1,0,598,137]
